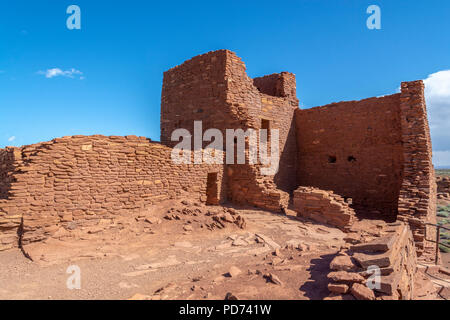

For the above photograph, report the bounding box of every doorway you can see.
[206,172,219,205]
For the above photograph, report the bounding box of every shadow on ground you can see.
[299,253,336,300]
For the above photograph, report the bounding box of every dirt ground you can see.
[0,201,351,300]
[0,200,447,300]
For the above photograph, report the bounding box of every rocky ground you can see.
[0,200,447,300]
[0,201,347,300]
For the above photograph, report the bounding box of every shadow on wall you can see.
[295,93,405,221]
[274,115,298,195]
[206,171,228,205]
[0,148,18,200]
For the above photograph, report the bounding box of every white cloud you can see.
[37,68,84,79]
[8,136,16,142]
[424,70,450,167]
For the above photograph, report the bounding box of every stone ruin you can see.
[0,50,441,299]
[326,222,418,300]
[437,176,450,200]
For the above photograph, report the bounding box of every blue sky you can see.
[1,1,449,165]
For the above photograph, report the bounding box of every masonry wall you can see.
[253,72,297,98]
[0,135,225,250]
[293,186,355,230]
[160,50,299,211]
[397,81,437,261]
[252,76,298,194]
[326,222,418,300]
[0,147,23,250]
[0,148,17,199]
[224,54,298,209]
[295,93,404,218]
[437,176,450,200]
[161,50,232,148]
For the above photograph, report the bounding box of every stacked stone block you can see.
[397,81,437,261]
[437,176,450,200]
[295,94,404,219]
[0,147,24,250]
[0,135,225,250]
[161,50,298,212]
[292,186,355,230]
[326,222,418,300]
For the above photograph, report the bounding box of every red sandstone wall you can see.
[326,222,418,300]
[295,94,404,218]
[160,50,232,148]
[160,50,299,211]
[437,176,450,200]
[293,186,355,230]
[253,72,297,98]
[0,148,19,199]
[0,148,23,250]
[0,135,225,249]
[397,81,437,261]
[223,52,298,206]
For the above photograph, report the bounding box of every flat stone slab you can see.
[255,233,281,249]
[350,235,396,253]
[353,250,393,268]
[328,271,365,284]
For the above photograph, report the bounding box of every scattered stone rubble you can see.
[293,186,355,231]
[163,202,246,231]
[325,222,437,300]
[437,176,450,200]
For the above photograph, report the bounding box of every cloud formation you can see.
[37,68,84,79]
[8,136,16,142]
[424,70,450,166]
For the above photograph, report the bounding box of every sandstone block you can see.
[350,283,375,300]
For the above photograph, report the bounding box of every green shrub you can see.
[438,211,449,218]
[436,169,450,176]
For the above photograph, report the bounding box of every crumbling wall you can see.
[397,81,437,261]
[252,73,298,194]
[295,93,404,218]
[293,186,355,230]
[437,176,450,200]
[253,72,297,98]
[0,135,225,250]
[160,50,298,211]
[223,53,298,209]
[326,222,418,300]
